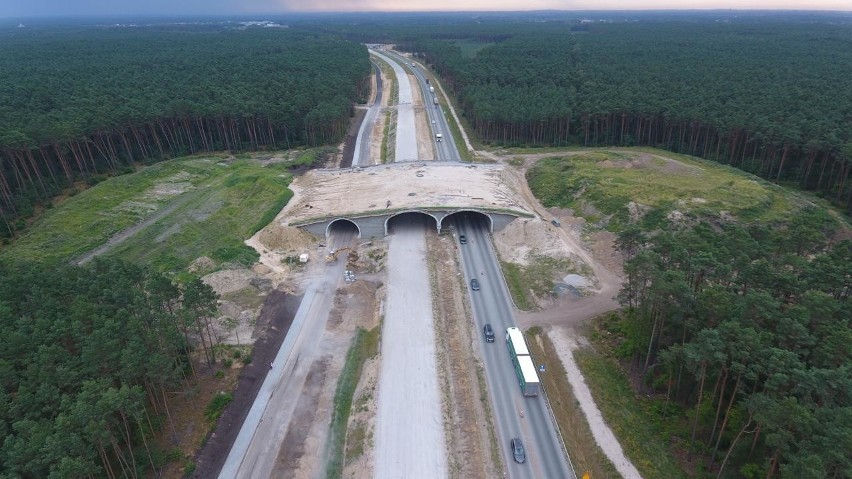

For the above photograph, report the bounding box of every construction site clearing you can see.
[280,161,535,227]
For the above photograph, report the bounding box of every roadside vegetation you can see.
[501,256,580,311]
[574,316,693,479]
[521,143,851,478]
[1,152,309,273]
[327,325,381,479]
[525,327,623,479]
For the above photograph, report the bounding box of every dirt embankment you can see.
[191,290,302,478]
[428,232,500,478]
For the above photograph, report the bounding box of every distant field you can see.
[2,152,304,272]
[527,148,806,231]
[451,39,494,58]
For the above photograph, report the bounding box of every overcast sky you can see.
[1,0,849,18]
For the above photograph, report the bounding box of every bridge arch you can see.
[440,210,494,233]
[384,210,440,235]
[326,218,361,238]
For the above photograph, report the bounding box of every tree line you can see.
[399,21,852,213]
[615,210,850,478]
[0,26,371,237]
[0,258,222,478]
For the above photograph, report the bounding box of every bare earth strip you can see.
[428,232,499,479]
[374,221,448,478]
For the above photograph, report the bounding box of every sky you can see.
[1,0,849,18]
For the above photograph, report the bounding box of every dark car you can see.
[459,234,467,245]
[483,324,495,342]
[511,437,526,464]
[470,278,480,291]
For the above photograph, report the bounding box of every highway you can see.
[379,47,575,478]
[456,216,576,479]
[385,46,575,478]
[382,50,461,162]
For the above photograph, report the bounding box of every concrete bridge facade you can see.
[296,208,521,239]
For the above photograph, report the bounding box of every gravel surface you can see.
[374,218,448,478]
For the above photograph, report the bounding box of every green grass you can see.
[501,260,535,311]
[326,325,381,479]
[381,111,391,164]
[443,104,474,163]
[500,255,580,311]
[576,313,692,479]
[344,420,368,463]
[526,149,800,232]
[3,154,298,272]
[204,392,233,423]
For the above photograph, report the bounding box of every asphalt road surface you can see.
[456,216,576,479]
[371,50,417,162]
[218,233,353,478]
[385,51,461,162]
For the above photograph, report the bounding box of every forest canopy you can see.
[0,25,370,235]
[0,258,221,478]
[393,19,852,213]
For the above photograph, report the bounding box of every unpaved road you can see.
[219,233,353,478]
[550,328,642,479]
[373,206,447,477]
[372,50,417,162]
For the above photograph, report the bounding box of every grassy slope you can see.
[2,153,295,272]
[527,148,804,230]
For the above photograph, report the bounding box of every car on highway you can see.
[459,234,467,244]
[470,278,480,291]
[511,437,526,463]
[483,323,495,342]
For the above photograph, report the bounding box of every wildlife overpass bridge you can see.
[281,162,535,239]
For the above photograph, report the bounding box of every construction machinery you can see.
[325,247,358,264]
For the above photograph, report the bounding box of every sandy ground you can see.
[549,328,642,479]
[366,54,392,166]
[428,231,499,478]
[280,162,532,227]
[374,219,448,478]
[218,252,348,478]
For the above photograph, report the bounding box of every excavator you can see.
[325,247,357,263]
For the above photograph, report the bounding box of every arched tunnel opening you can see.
[385,211,439,236]
[326,218,361,247]
[442,210,493,234]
